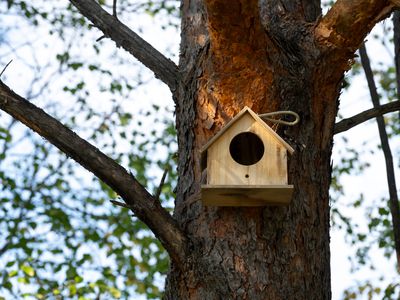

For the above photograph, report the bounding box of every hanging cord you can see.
[258,110,300,126]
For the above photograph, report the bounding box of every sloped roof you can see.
[201,106,294,154]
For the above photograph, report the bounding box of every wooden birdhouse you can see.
[201,106,294,206]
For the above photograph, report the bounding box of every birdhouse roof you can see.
[201,106,294,154]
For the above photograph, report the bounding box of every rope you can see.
[259,110,300,126]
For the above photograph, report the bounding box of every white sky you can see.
[330,22,400,298]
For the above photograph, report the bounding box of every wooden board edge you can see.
[201,185,294,207]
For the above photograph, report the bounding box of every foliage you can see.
[0,0,179,299]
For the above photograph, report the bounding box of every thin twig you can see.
[0,60,13,78]
[393,10,400,131]
[360,43,400,271]
[334,100,400,134]
[110,199,130,209]
[96,35,107,42]
[155,167,169,201]
[113,0,118,18]
[0,242,10,257]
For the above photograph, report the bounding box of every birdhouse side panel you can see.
[251,122,288,185]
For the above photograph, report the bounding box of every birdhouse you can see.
[201,106,294,206]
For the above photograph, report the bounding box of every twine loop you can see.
[259,111,300,126]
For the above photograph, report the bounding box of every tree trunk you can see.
[165,1,339,299]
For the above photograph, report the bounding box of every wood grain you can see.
[201,185,294,206]
[206,110,289,186]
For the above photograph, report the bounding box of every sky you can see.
[330,22,400,297]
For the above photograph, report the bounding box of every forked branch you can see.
[69,0,179,91]
[359,44,400,271]
[0,80,187,265]
[316,0,393,56]
[334,100,400,134]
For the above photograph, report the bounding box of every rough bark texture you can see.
[165,0,398,299]
[166,0,335,299]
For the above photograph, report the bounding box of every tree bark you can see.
[164,0,398,299]
[166,1,334,299]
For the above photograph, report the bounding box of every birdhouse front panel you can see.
[201,106,294,206]
[206,113,288,186]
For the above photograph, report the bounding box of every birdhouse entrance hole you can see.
[229,132,264,166]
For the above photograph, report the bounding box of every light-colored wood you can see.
[201,106,294,154]
[201,106,294,206]
[206,113,288,185]
[201,185,294,206]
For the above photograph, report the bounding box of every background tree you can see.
[0,0,399,299]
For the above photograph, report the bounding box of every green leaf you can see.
[378,207,389,216]
[6,261,16,267]
[66,266,77,279]
[53,289,61,295]
[109,287,122,298]
[68,62,84,70]
[2,281,12,291]
[69,283,77,296]
[17,277,29,284]
[21,265,35,277]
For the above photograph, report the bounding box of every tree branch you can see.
[69,0,179,91]
[0,80,188,266]
[393,10,400,129]
[315,0,394,55]
[334,100,400,134]
[359,44,400,271]
[0,60,13,77]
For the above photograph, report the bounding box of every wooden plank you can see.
[201,185,294,206]
[207,114,254,185]
[207,113,288,186]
